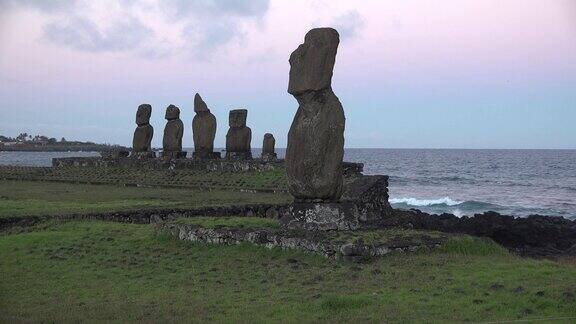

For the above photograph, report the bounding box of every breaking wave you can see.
[389,197,462,207]
[389,197,509,217]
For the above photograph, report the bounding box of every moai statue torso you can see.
[225,109,252,159]
[162,104,186,158]
[132,104,155,158]
[261,133,277,161]
[285,28,345,201]
[192,93,218,159]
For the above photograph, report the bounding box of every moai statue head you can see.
[229,109,248,128]
[288,28,339,96]
[194,93,210,113]
[165,104,180,120]
[136,104,152,126]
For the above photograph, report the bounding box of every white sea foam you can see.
[389,197,463,206]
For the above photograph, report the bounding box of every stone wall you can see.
[0,165,288,192]
[51,156,287,172]
[0,203,288,231]
[156,222,447,260]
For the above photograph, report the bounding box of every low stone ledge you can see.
[0,203,290,231]
[155,222,447,261]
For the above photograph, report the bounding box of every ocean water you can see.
[1,149,574,219]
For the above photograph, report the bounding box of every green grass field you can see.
[1,220,575,322]
[0,180,291,218]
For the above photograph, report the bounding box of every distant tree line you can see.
[0,132,127,152]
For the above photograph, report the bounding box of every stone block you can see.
[261,152,277,162]
[225,151,253,160]
[130,151,157,159]
[280,202,361,231]
[192,151,221,160]
[280,175,391,231]
[161,151,187,159]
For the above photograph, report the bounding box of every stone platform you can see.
[280,175,391,231]
[51,156,364,176]
[157,220,448,261]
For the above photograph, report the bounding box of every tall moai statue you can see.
[192,93,219,159]
[285,28,345,201]
[131,104,156,158]
[261,133,277,162]
[162,104,186,159]
[225,109,252,159]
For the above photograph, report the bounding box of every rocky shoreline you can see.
[383,209,576,257]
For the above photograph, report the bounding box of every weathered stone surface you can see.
[342,175,391,219]
[100,150,129,160]
[280,175,391,231]
[342,162,364,177]
[262,133,275,154]
[280,202,361,231]
[192,93,218,159]
[226,109,252,159]
[261,133,277,161]
[286,28,345,201]
[156,222,446,261]
[162,104,185,158]
[288,28,339,95]
[132,104,154,155]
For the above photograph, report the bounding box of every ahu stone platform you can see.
[51,156,285,172]
[157,220,448,261]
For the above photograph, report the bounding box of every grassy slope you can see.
[0,180,291,218]
[1,220,575,322]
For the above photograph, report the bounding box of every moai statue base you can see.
[130,151,157,159]
[161,151,188,159]
[280,175,391,231]
[101,150,130,160]
[225,151,253,160]
[192,151,221,160]
[261,152,277,162]
[280,202,361,231]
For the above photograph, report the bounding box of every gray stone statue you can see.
[162,104,186,159]
[261,133,277,161]
[192,93,219,159]
[225,109,252,159]
[285,28,345,201]
[131,104,156,158]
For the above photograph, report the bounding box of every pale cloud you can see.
[0,0,78,12]
[331,10,364,40]
[165,0,269,18]
[43,15,151,52]
[170,0,270,60]
[2,0,271,59]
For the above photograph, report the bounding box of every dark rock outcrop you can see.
[384,209,576,257]
[261,133,277,161]
[162,104,186,159]
[192,93,219,159]
[285,28,345,201]
[131,104,155,158]
[343,175,391,218]
[225,109,252,159]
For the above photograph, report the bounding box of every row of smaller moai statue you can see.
[131,93,277,161]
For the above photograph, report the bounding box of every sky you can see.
[0,0,575,149]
